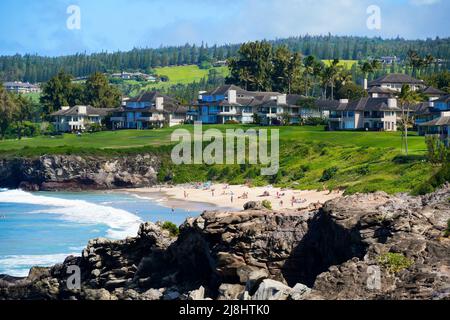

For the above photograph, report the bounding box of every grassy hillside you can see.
[115,65,229,96]
[323,60,358,69]
[0,125,435,195]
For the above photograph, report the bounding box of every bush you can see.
[320,166,339,182]
[161,222,180,237]
[414,162,450,195]
[262,200,272,210]
[225,120,240,124]
[303,117,327,126]
[356,165,370,176]
[377,253,413,274]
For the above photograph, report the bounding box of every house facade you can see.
[325,97,400,131]
[367,74,426,94]
[417,94,450,136]
[111,92,187,129]
[419,116,450,146]
[188,85,326,125]
[51,106,116,132]
[3,81,41,94]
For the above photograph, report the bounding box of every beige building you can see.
[326,97,401,131]
[51,106,116,132]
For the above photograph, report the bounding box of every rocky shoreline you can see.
[0,154,161,191]
[1,186,449,300]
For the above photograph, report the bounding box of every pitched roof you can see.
[336,97,401,112]
[367,86,397,94]
[314,100,341,111]
[203,85,248,96]
[435,94,450,103]
[3,81,39,89]
[368,73,424,86]
[413,102,440,116]
[422,86,447,96]
[51,106,116,117]
[419,116,450,126]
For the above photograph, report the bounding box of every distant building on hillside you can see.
[111,92,187,129]
[3,81,41,94]
[110,72,156,81]
[367,73,425,93]
[213,60,228,67]
[51,106,116,132]
[379,56,400,65]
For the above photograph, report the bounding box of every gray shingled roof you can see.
[419,116,450,126]
[435,94,450,103]
[368,74,424,86]
[335,98,401,112]
[51,106,116,117]
[422,86,447,96]
[4,81,39,89]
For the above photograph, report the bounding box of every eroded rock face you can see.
[1,186,449,300]
[0,154,160,191]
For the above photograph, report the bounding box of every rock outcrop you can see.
[0,154,160,191]
[1,186,449,300]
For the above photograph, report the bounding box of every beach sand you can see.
[119,184,343,211]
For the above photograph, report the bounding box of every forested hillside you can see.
[1,35,449,83]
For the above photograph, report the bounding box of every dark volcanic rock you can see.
[0,154,160,191]
[1,185,449,300]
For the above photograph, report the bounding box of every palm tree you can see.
[303,56,316,96]
[398,85,421,156]
[321,59,341,100]
[360,59,381,90]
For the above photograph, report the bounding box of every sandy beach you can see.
[119,183,343,211]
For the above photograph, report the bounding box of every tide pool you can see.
[0,189,203,276]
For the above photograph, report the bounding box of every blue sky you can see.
[0,0,448,56]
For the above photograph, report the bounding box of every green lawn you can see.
[323,60,358,69]
[0,125,426,154]
[0,125,435,194]
[144,65,229,90]
[22,92,41,103]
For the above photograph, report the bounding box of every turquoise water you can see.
[0,189,204,276]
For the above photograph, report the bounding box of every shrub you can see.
[225,120,240,125]
[320,166,339,182]
[262,200,272,210]
[414,162,450,195]
[356,165,370,176]
[377,253,413,274]
[161,222,180,237]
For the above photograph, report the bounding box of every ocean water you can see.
[0,189,204,277]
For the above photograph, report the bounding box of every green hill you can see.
[0,125,436,195]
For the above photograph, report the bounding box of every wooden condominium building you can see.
[187,85,326,125]
[51,106,116,132]
[323,97,400,131]
[111,92,188,129]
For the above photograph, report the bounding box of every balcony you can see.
[110,117,126,122]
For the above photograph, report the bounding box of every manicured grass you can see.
[0,125,434,194]
[144,65,229,90]
[22,92,41,103]
[0,125,426,154]
[323,60,358,69]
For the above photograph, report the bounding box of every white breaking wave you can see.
[0,253,80,277]
[0,189,142,239]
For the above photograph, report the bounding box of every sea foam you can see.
[0,189,142,239]
[0,253,79,277]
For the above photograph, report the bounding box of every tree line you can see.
[1,35,449,83]
[226,41,450,100]
[40,71,122,116]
